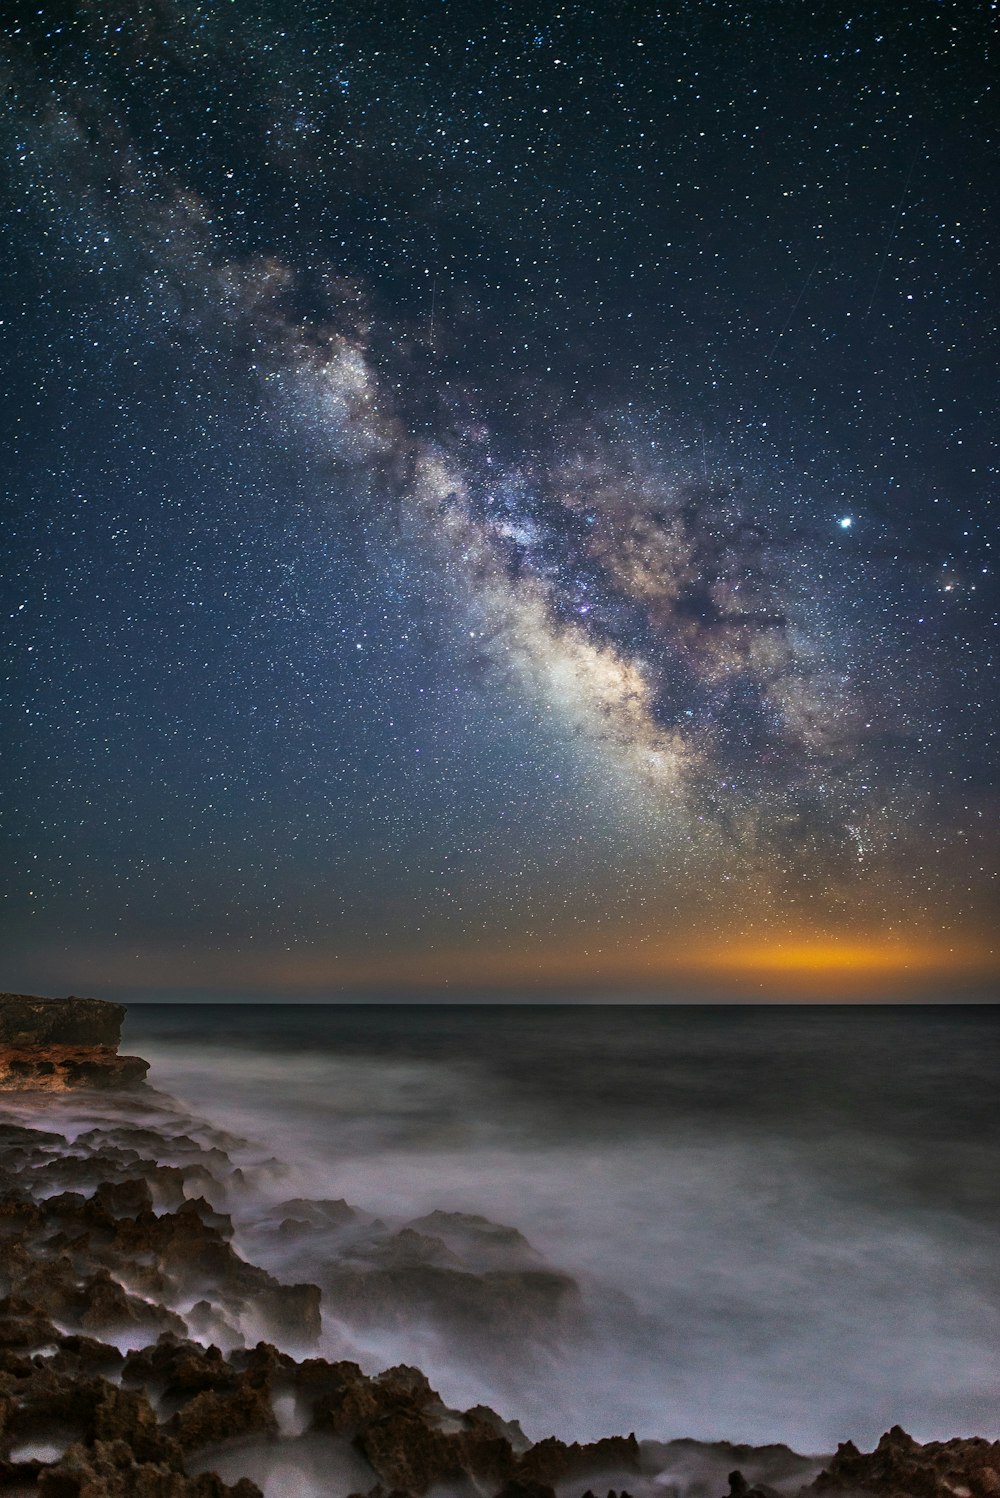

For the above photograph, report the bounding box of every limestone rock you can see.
[807,1426,1000,1498]
[0,1044,149,1092]
[0,993,126,1046]
[0,992,147,1092]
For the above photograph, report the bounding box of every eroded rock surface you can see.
[808,1425,1000,1498]
[0,995,126,1047]
[2,1077,997,1498]
[239,1193,585,1377]
[0,1103,647,1497]
[0,994,149,1092]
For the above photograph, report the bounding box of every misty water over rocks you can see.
[120,1003,1000,1454]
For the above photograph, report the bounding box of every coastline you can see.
[1,996,998,1498]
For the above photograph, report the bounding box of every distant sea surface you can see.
[123,1004,1000,1452]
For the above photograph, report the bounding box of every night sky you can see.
[2,0,996,999]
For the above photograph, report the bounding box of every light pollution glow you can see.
[20,932,998,1001]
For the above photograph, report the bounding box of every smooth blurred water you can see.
[123,1004,1000,1452]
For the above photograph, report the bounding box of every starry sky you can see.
[1,0,996,1000]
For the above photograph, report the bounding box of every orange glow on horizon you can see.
[28,927,999,1000]
[689,936,997,994]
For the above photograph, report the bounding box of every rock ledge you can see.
[0,992,148,1091]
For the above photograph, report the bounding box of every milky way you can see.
[1,2,996,993]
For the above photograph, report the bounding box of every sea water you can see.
[122,1003,1000,1453]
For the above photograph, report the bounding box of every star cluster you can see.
[1,0,996,995]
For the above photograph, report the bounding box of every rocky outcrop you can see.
[0,993,148,1091]
[2,1047,997,1498]
[0,1108,651,1498]
[718,1428,1000,1498]
[806,1425,1000,1498]
[0,1044,150,1091]
[0,1122,321,1349]
[240,1195,586,1372]
[0,993,125,1046]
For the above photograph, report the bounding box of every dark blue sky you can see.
[2,0,996,998]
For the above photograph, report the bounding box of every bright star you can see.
[839,516,853,529]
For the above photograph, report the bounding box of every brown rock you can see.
[517,1433,641,1485]
[359,1411,468,1491]
[0,993,125,1046]
[0,1045,149,1092]
[0,1294,59,1348]
[93,1178,156,1217]
[123,1337,235,1398]
[252,1281,322,1343]
[0,994,148,1091]
[810,1427,1000,1498]
[170,1381,278,1452]
[36,1438,263,1496]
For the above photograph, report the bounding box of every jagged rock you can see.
[0,1045,150,1091]
[45,1335,125,1379]
[36,1439,263,1496]
[0,994,125,1046]
[170,1382,278,1452]
[406,1210,541,1270]
[253,1281,322,1342]
[308,1355,638,1495]
[323,1260,582,1347]
[358,1412,476,1491]
[727,1471,782,1498]
[93,1177,156,1217]
[0,1294,59,1348]
[351,1386,520,1493]
[363,1227,465,1270]
[809,1426,1000,1498]
[15,1259,186,1339]
[3,1075,998,1498]
[517,1433,641,1484]
[0,993,148,1091]
[466,1404,530,1451]
[123,1337,236,1398]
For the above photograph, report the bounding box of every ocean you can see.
[122,1003,1000,1455]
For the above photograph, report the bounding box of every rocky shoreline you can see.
[0,994,149,1093]
[1,994,998,1498]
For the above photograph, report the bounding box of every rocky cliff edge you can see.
[0,992,148,1091]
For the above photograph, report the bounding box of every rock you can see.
[517,1433,641,1485]
[363,1227,465,1270]
[358,1412,471,1491]
[252,1281,322,1344]
[4,1086,999,1498]
[0,993,148,1092]
[0,1045,150,1091]
[275,1197,359,1228]
[727,1470,782,1498]
[45,1335,125,1379]
[406,1210,542,1271]
[123,1336,235,1396]
[808,1427,1000,1498]
[170,1382,278,1452]
[0,993,125,1046]
[0,1295,59,1348]
[466,1404,530,1452]
[322,1260,582,1351]
[36,1439,264,1496]
[93,1178,156,1217]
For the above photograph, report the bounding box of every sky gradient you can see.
[2,0,996,1000]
